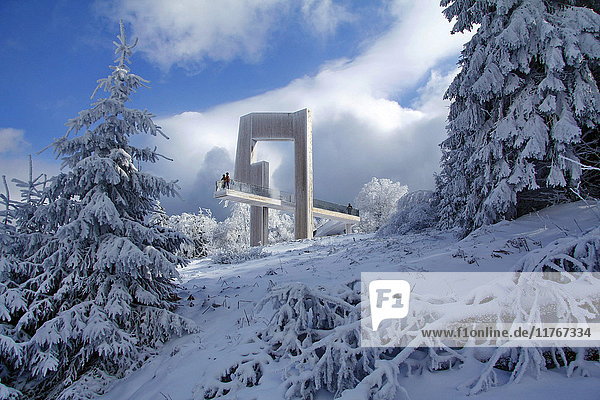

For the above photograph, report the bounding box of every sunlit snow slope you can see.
[102,202,599,400]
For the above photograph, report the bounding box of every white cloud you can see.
[102,0,355,70]
[144,0,472,214]
[0,128,29,154]
[301,0,355,36]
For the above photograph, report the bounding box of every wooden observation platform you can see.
[225,108,359,246]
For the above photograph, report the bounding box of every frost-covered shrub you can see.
[196,282,363,399]
[457,227,600,394]
[379,190,437,235]
[166,209,217,258]
[513,225,600,272]
[268,210,294,244]
[198,350,271,400]
[211,203,295,256]
[197,282,435,400]
[256,283,359,357]
[198,281,465,400]
[457,273,600,393]
[212,203,250,253]
[211,246,270,265]
[354,177,409,233]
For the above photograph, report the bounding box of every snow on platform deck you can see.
[214,186,360,223]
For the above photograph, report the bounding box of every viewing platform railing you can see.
[215,180,359,217]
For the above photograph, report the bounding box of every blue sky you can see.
[0,0,471,219]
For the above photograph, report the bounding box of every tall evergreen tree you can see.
[436,0,600,235]
[0,23,194,399]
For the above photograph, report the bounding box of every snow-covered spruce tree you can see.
[1,161,52,399]
[354,177,408,233]
[436,0,600,235]
[198,282,366,399]
[0,177,23,400]
[0,23,195,399]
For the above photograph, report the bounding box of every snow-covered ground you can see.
[101,202,600,400]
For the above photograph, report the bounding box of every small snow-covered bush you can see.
[198,350,271,400]
[513,226,600,273]
[168,209,217,258]
[379,190,437,236]
[196,282,363,399]
[268,210,295,244]
[256,282,359,357]
[354,177,408,233]
[211,203,295,257]
[211,246,270,264]
[255,282,462,399]
[212,203,250,253]
[197,281,446,400]
[456,227,600,394]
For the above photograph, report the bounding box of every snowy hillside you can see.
[101,201,599,400]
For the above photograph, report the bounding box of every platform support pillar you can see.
[250,161,269,246]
